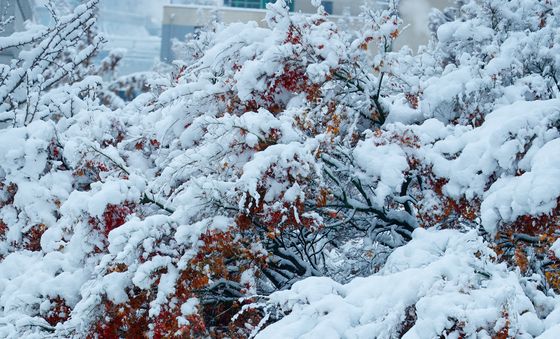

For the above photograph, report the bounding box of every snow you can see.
[422,66,473,122]
[238,139,320,205]
[181,298,199,316]
[258,229,554,338]
[1,0,560,337]
[552,240,560,259]
[419,99,560,233]
[538,325,560,339]
[353,142,409,206]
[481,138,560,233]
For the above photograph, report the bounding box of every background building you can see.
[1,0,453,72]
[95,2,162,75]
[161,0,452,62]
[0,0,33,64]
[161,0,372,62]
[294,0,364,16]
[396,0,452,50]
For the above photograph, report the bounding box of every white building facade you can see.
[161,0,367,62]
[161,0,452,62]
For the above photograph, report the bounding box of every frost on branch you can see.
[1,0,560,338]
[0,0,104,127]
[257,229,558,338]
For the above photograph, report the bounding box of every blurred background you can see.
[5,0,453,75]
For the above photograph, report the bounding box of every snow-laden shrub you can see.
[0,0,559,337]
[257,229,559,338]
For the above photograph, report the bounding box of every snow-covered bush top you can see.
[0,0,559,338]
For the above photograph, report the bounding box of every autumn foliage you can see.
[1,0,560,338]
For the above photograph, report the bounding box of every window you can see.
[223,0,261,9]
[321,1,333,14]
[223,0,294,11]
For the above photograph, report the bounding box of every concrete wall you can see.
[160,0,455,62]
[160,0,369,61]
[161,5,273,61]
[397,0,453,50]
[161,23,197,62]
[294,0,369,16]
[162,5,270,28]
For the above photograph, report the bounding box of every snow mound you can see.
[257,229,560,338]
